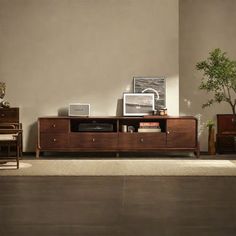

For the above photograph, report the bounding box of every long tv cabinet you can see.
[36,116,199,158]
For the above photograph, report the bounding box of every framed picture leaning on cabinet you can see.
[133,77,166,111]
[123,93,154,116]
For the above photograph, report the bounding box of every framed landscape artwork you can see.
[133,77,166,110]
[123,93,154,116]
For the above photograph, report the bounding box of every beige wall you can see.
[180,0,236,151]
[0,0,179,151]
[2,0,236,153]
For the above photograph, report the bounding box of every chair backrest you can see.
[0,123,21,133]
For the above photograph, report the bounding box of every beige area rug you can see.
[1,159,236,176]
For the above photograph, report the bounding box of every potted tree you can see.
[196,48,236,153]
[196,48,236,116]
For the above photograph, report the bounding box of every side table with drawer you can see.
[0,108,19,123]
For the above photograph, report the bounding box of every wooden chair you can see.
[0,123,22,169]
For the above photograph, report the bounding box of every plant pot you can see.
[208,127,216,155]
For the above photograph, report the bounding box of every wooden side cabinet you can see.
[36,116,199,158]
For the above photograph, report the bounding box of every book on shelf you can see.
[139,122,160,127]
[138,128,161,133]
[139,126,160,129]
[139,122,161,132]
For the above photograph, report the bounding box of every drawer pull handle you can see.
[140,138,144,143]
[52,124,56,128]
[53,138,57,142]
[92,138,95,142]
[1,114,5,117]
[167,131,170,134]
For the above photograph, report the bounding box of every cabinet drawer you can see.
[0,108,19,123]
[39,118,69,133]
[69,133,117,149]
[118,133,166,149]
[217,115,236,134]
[118,133,137,148]
[217,135,236,153]
[137,133,166,148]
[40,134,69,149]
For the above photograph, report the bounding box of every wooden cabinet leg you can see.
[16,145,20,169]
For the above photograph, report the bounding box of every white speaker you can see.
[69,103,90,116]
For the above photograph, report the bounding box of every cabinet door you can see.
[167,119,197,148]
[69,133,118,149]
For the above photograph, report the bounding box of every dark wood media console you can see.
[36,116,199,158]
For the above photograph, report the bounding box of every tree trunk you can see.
[230,103,236,124]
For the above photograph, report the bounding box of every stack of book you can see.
[138,122,161,133]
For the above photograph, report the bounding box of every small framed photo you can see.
[133,77,166,110]
[123,93,154,116]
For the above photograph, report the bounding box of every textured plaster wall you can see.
[0,0,179,151]
[179,0,236,151]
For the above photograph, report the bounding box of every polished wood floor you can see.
[0,176,236,236]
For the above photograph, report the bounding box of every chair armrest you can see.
[0,129,22,134]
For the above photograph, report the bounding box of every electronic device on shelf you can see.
[78,123,113,132]
[69,103,90,116]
